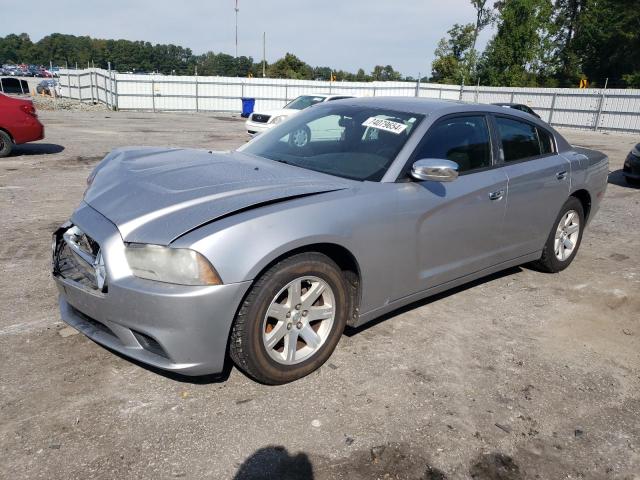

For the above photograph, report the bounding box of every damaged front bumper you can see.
[52,203,251,376]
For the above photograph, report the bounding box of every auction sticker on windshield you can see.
[362,117,408,135]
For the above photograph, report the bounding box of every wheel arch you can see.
[570,189,592,221]
[248,242,362,326]
[0,127,15,143]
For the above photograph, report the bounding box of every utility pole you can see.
[262,32,266,77]
[234,0,239,58]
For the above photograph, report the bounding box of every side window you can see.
[413,116,492,173]
[495,117,541,162]
[537,127,554,155]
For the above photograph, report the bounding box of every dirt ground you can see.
[0,110,638,480]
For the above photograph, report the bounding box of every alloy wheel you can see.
[554,209,580,261]
[262,276,335,365]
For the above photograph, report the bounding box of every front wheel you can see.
[533,197,585,273]
[230,252,348,384]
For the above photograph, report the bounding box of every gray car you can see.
[52,98,609,384]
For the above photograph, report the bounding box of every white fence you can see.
[59,68,640,134]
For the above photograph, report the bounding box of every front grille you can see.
[53,226,106,292]
[251,113,271,123]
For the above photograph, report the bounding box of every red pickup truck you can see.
[0,93,45,157]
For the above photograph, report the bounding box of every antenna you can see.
[235,0,239,58]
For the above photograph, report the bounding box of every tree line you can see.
[0,33,403,82]
[432,0,640,88]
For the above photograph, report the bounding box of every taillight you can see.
[20,104,37,118]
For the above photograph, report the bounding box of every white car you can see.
[245,94,354,136]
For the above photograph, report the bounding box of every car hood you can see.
[83,147,350,245]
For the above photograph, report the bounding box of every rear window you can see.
[496,117,541,162]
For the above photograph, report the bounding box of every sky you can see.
[1,0,494,76]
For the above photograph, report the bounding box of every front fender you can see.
[172,185,401,315]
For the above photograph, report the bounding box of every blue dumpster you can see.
[241,98,255,118]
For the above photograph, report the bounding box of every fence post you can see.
[77,73,82,101]
[285,84,288,102]
[67,68,71,99]
[510,91,515,103]
[151,79,156,113]
[438,86,442,99]
[415,77,420,97]
[548,92,557,125]
[112,71,119,110]
[108,62,114,110]
[594,78,608,131]
[373,86,377,97]
[103,73,109,109]
[195,74,199,112]
[90,70,95,103]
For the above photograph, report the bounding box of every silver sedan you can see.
[52,98,609,384]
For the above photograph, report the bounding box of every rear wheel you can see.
[533,197,585,273]
[230,252,348,384]
[0,131,12,158]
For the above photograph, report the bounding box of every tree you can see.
[551,0,587,86]
[478,0,555,86]
[469,0,495,75]
[267,53,313,79]
[571,0,640,87]
[431,23,476,84]
[371,65,402,81]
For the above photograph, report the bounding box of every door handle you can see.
[489,190,504,201]
[556,171,568,180]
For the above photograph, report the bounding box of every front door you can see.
[393,114,510,297]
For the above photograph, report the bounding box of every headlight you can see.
[270,115,287,124]
[632,146,640,157]
[125,244,222,286]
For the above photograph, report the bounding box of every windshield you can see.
[284,95,327,110]
[240,104,423,181]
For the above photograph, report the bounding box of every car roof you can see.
[321,96,549,118]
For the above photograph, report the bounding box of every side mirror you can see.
[411,159,459,182]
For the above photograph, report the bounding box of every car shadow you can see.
[344,266,522,337]
[233,446,314,480]
[608,169,639,189]
[10,143,65,156]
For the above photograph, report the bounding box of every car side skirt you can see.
[351,251,541,328]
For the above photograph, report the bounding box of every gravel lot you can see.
[0,110,638,480]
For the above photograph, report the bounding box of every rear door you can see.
[491,115,570,259]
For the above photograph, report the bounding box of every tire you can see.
[533,196,585,273]
[288,126,311,148]
[625,176,640,187]
[230,252,348,384]
[0,130,13,158]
